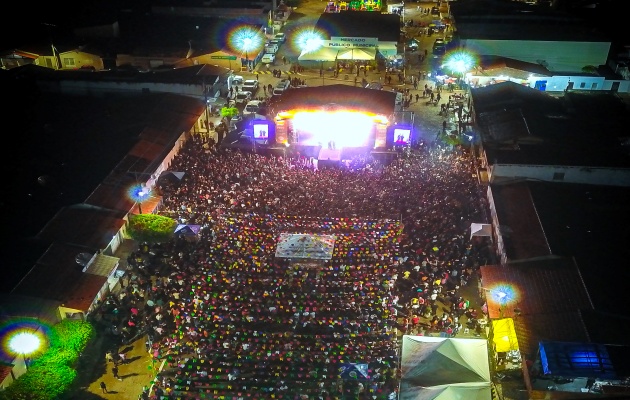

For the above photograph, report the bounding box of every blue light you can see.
[490,285,516,305]
[128,184,150,203]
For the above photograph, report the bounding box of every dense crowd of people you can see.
[108,136,491,399]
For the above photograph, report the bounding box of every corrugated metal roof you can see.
[85,254,119,277]
[489,182,552,261]
[480,258,593,358]
[36,205,126,250]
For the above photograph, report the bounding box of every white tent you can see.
[298,47,341,62]
[400,336,492,400]
[337,47,377,61]
[470,223,492,240]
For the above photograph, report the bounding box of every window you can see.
[591,83,597,90]
[580,82,586,89]
[552,172,565,181]
[63,58,75,67]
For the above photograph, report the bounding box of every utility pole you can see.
[42,23,60,70]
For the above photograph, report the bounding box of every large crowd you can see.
[101,136,492,400]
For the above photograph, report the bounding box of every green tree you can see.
[581,65,597,74]
[220,106,239,119]
[127,213,177,243]
[0,320,93,400]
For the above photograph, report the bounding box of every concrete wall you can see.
[488,164,630,186]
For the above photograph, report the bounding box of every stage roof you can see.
[268,85,397,117]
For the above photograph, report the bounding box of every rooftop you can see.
[480,257,593,359]
[472,82,630,168]
[488,180,630,318]
[0,76,204,292]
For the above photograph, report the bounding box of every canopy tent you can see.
[400,336,492,400]
[174,224,201,236]
[377,43,398,58]
[275,233,336,260]
[400,384,492,400]
[470,223,492,240]
[298,47,341,62]
[339,363,369,380]
[157,171,186,186]
[337,47,377,61]
[492,318,519,353]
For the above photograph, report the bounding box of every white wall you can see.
[461,39,610,72]
[489,164,630,186]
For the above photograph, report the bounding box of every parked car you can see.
[432,38,446,56]
[230,74,244,86]
[241,79,259,94]
[273,32,286,43]
[265,44,279,54]
[405,41,419,52]
[234,91,252,104]
[261,53,276,64]
[365,81,383,90]
[243,100,264,116]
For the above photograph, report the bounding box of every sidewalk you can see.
[70,239,156,400]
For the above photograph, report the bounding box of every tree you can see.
[581,65,598,74]
[127,213,177,243]
[220,106,239,119]
[0,320,93,400]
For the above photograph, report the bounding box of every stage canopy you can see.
[492,318,519,353]
[275,233,336,260]
[400,336,492,400]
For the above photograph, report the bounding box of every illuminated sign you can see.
[331,37,378,45]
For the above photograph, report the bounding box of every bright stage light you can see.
[292,111,375,147]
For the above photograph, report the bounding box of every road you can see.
[235,0,465,144]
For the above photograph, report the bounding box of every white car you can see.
[230,74,244,86]
[261,53,276,64]
[243,100,263,116]
[241,79,259,94]
[234,91,252,104]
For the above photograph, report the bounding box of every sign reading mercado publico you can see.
[328,37,379,48]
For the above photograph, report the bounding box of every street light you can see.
[242,37,253,71]
[9,331,41,371]
[481,285,518,319]
[229,26,264,73]
[443,51,476,88]
[295,29,325,84]
[128,184,151,214]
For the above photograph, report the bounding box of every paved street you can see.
[230,0,467,145]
